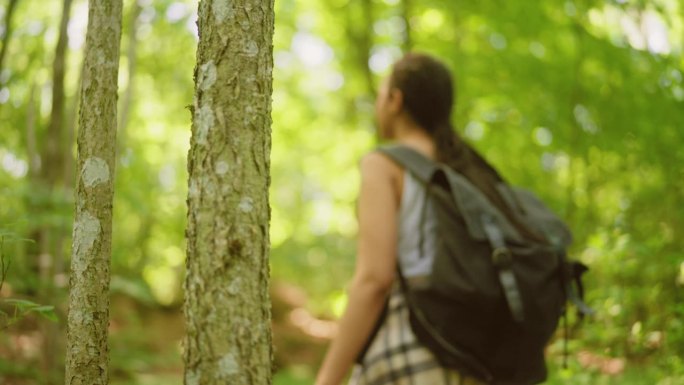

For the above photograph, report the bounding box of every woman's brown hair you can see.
[389,53,546,243]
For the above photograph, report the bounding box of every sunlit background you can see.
[0,0,683,384]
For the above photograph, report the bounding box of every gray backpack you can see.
[377,145,592,385]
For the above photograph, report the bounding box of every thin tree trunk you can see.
[58,65,82,280]
[24,82,43,297]
[400,0,412,52]
[117,0,141,151]
[344,0,375,97]
[43,0,73,186]
[64,0,123,384]
[0,0,20,81]
[183,0,275,383]
[563,20,584,225]
[28,0,74,299]
[26,83,39,178]
[40,1,74,378]
[64,59,85,194]
[359,0,375,97]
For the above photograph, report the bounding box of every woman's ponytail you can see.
[432,120,467,171]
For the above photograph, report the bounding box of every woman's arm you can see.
[315,152,401,385]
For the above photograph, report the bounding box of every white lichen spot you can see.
[94,49,106,66]
[212,0,233,23]
[188,177,200,198]
[243,106,255,126]
[198,61,217,91]
[202,176,217,196]
[242,40,259,57]
[73,211,101,260]
[227,277,241,295]
[69,309,88,325]
[195,104,214,145]
[238,197,254,213]
[215,161,229,175]
[185,370,200,385]
[218,352,239,376]
[81,157,110,188]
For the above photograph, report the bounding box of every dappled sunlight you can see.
[0,0,682,383]
[586,2,680,55]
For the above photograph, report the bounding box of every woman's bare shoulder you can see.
[359,151,402,178]
[359,151,404,205]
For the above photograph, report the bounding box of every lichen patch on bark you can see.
[212,0,234,22]
[238,197,254,213]
[195,104,214,145]
[199,60,217,91]
[227,277,242,295]
[218,352,240,376]
[81,157,110,188]
[185,370,200,385]
[215,160,229,175]
[242,40,258,57]
[72,211,101,264]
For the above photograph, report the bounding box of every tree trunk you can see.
[400,0,412,52]
[64,59,85,196]
[64,0,123,384]
[183,0,275,384]
[39,1,74,379]
[343,0,375,97]
[0,0,20,82]
[117,0,141,151]
[43,0,73,188]
[26,83,38,178]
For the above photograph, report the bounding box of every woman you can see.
[314,53,504,385]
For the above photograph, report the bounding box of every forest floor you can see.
[1,283,678,385]
[0,281,328,385]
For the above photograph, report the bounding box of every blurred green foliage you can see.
[0,0,682,383]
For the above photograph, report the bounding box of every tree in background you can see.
[0,0,19,81]
[35,0,74,379]
[64,0,123,384]
[183,0,275,383]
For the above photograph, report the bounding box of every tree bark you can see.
[183,0,275,384]
[64,0,123,384]
[0,0,20,82]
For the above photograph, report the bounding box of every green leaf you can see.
[32,306,58,322]
[2,298,41,310]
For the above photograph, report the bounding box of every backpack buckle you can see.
[492,247,513,268]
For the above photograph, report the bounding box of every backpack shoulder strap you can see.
[376,145,440,184]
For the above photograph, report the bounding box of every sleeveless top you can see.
[397,172,438,279]
[349,172,486,385]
